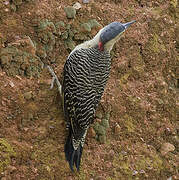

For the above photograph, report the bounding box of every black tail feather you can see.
[64,130,83,172]
[74,144,83,171]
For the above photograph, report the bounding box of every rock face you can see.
[0,0,178,179]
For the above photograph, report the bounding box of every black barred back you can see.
[63,47,111,141]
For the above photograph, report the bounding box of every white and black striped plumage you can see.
[62,20,135,171]
[63,47,110,171]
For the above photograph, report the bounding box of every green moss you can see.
[88,19,102,29]
[64,6,76,19]
[170,0,178,8]
[0,138,16,173]
[148,33,166,54]
[101,118,109,129]
[55,21,65,28]
[135,154,163,173]
[119,72,131,87]
[0,45,42,77]
[36,19,56,34]
[93,122,100,132]
[123,115,135,133]
[80,23,92,32]
[106,177,113,180]
[98,135,107,144]
[61,31,69,40]
[151,7,163,16]
[64,39,76,50]
[31,140,67,179]
[77,168,86,180]
[119,160,131,175]
[152,155,163,171]
[96,124,106,136]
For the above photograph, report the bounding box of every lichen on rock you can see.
[0,39,43,77]
[0,138,16,173]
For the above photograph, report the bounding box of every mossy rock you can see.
[98,135,107,144]
[64,6,76,19]
[101,118,109,129]
[93,122,100,132]
[55,21,65,36]
[68,29,74,38]
[93,122,106,136]
[0,138,16,173]
[80,23,92,33]
[55,21,65,28]
[0,55,12,66]
[36,19,56,34]
[36,44,47,58]
[0,46,19,56]
[64,39,76,50]
[0,46,42,77]
[105,112,110,121]
[88,19,102,29]
[74,32,88,41]
[35,19,56,58]
[61,31,69,40]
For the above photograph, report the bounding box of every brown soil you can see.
[0,0,178,179]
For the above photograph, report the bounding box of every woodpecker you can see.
[48,20,135,172]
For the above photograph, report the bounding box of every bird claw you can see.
[47,65,62,96]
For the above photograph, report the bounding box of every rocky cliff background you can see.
[0,0,178,179]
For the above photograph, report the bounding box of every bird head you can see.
[98,20,136,52]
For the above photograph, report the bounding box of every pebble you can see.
[88,127,96,138]
[6,165,16,173]
[160,142,175,155]
[73,2,82,10]
[114,123,121,135]
[132,170,138,175]
[83,0,90,3]
[9,81,15,87]
[23,91,32,100]
[167,177,172,180]
[95,176,106,180]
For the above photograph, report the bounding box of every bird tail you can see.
[64,128,83,172]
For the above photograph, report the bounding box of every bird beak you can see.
[123,20,136,29]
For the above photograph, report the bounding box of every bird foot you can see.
[47,65,62,96]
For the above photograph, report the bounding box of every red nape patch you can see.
[98,41,104,51]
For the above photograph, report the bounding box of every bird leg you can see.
[47,65,62,96]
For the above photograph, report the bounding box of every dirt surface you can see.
[0,0,178,179]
